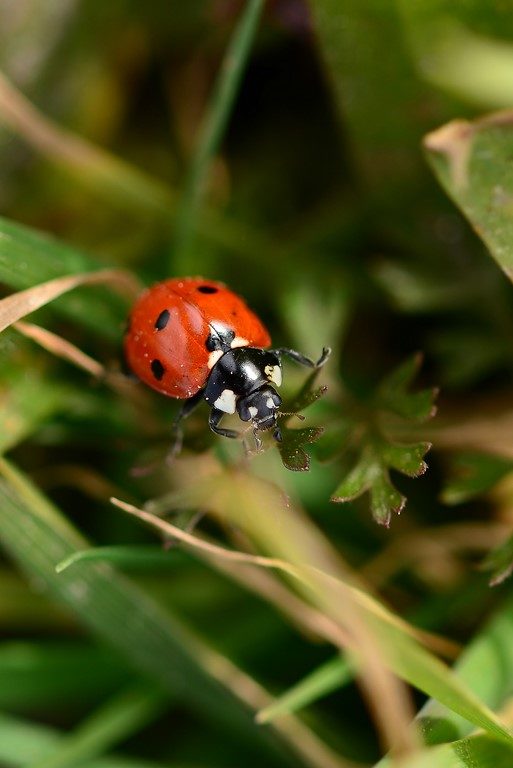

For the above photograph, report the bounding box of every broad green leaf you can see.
[424,111,513,282]
[398,7,513,110]
[0,458,293,765]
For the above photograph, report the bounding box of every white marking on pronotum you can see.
[265,364,282,386]
[214,389,237,414]
[231,336,249,349]
[208,350,224,369]
[248,406,258,418]
[266,397,274,409]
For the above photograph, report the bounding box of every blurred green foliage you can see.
[3,1,513,767]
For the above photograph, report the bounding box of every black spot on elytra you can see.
[151,359,165,381]
[197,285,218,294]
[155,309,170,330]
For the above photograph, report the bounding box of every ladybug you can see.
[124,277,330,446]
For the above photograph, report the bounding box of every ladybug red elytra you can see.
[124,277,330,446]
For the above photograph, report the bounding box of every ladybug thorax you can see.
[204,347,282,428]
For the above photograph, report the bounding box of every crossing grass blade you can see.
[25,683,168,768]
[0,711,166,768]
[0,458,296,767]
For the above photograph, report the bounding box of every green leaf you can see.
[331,440,428,526]
[277,426,324,472]
[424,111,513,282]
[257,656,353,724]
[481,532,513,587]
[377,354,438,422]
[381,442,431,478]
[441,453,513,505]
[330,450,378,502]
[369,472,406,527]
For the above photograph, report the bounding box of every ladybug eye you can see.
[197,285,218,294]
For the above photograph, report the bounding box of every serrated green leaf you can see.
[370,472,406,528]
[381,442,431,478]
[331,451,379,502]
[277,426,324,472]
[377,355,438,423]
[441,453,513,505]
[285,382,328,415]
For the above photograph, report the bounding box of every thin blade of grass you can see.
[0,269,137,334]
[115,472,513,750]
[172,0,264,265]
[0,642,129,711]
[0,458,348,768]
[0,711,167,768]
[56,546,187,573]
[257,656,353,724]
[0,70,174,217]
[25,683,168,768]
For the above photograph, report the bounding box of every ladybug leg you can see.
[209,407,241,440]
[272,346,331,369]
[169,389,205,459]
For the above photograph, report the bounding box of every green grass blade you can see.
[26,684,168,768]
[0,458,295,766]
[0,642,129,711]
[0,216,128,338]
[172,0,264,265]
[257,656,353,724]
[0,711,169,768]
